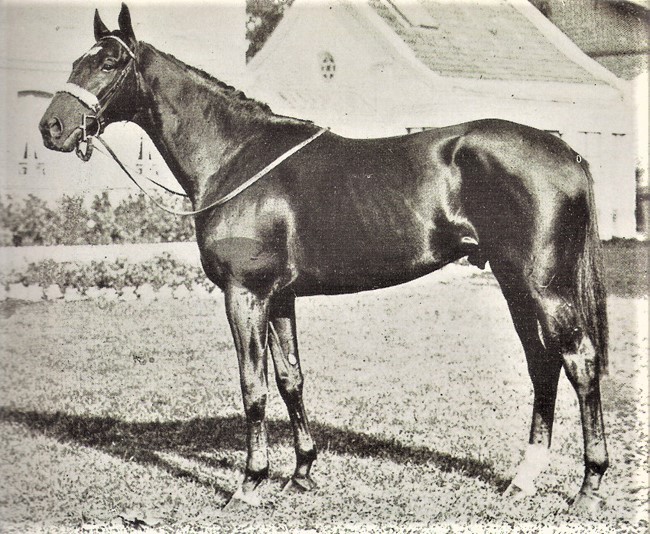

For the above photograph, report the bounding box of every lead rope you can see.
[92,141,188,197]
[92,127,328,217]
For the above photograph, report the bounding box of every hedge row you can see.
[0,193,195,246]
[1,254,215,293]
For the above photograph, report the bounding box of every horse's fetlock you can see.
[297,447,317,464]
[246,396,267,422]
[586,456,609,476]
[244,465,269,484]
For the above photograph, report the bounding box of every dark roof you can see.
[17,90,53,99]
[529,0,649,80]
[368,0,603,84]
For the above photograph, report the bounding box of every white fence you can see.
[0,242,201,273]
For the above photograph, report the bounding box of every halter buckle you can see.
[75,114,101,161]
[81,113,102,141]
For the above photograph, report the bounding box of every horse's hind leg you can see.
[493,263,563,498]
[534,292,609,512]
[495,257,608,512]
[268,291,317,492]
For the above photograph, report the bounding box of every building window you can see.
[319,52,336,81]
[406,127,434,134]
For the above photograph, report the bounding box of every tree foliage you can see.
[246,0,294,62]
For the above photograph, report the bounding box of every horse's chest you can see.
[196,206,291,293]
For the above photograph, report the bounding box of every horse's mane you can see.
[180,57,274,114]
[141,42,307,126]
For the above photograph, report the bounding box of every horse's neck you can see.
[133,43,269,202]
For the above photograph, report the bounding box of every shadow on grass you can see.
[0,407,509,498]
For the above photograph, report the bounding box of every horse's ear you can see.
[94,9,110,41]
[118,3,136,44]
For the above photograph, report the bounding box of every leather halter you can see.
[55,36,137,161]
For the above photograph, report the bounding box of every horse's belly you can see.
[291,229,451,296]
[292,260,448,296]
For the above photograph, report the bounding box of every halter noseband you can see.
[56,36,137,161]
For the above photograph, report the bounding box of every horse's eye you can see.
[101,60,116,72]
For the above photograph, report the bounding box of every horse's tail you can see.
[574,157,609,374]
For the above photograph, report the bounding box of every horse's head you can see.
[39,3,139,159]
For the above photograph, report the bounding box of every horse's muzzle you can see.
[41,125,83,153]
[40,113,84,153]
[39,93,97,154]
[40,114,69,150]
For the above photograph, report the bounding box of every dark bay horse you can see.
[39,4,609,514]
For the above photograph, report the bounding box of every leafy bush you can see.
[0,195,60,246]
[2,253,215,293]
[0,193,195,246]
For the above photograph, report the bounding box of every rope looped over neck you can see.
[95,127,328,217]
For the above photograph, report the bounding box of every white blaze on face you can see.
[82,45,103,59]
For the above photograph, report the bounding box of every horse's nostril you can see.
[48,117,63,139]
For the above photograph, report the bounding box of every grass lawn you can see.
[0,239,647,533]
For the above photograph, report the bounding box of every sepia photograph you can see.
[0,0,647,532]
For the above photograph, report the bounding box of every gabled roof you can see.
[529,0,649,80]
[368,0,604,84]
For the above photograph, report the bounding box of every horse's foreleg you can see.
[224,284,271,508]
[268,292,318,493]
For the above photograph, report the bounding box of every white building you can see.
[247,0,638,239]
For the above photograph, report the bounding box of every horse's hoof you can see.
[570,492,605,516]
[503,483,527,502]
[282,475,317,494]
[503,482,535,502]
[223,488,262,510]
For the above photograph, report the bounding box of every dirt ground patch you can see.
[0,271,647,532]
